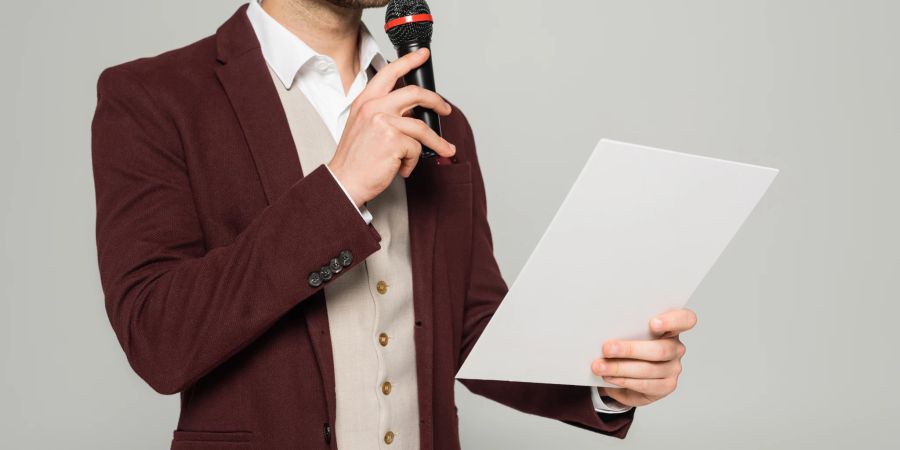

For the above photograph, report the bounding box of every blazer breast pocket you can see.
[420,159,472,186]
[428,161,474,217]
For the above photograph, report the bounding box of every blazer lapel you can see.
[214,6,301,203]
[214,5,338,425]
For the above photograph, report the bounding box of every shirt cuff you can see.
[590,386,633,414]
[325,164,373,224]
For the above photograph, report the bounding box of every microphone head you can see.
[385,0,433,48]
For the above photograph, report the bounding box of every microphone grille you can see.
[385,0,433,47]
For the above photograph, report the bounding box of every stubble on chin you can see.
[324,0,390,8]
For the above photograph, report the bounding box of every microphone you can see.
[385,0,450,162]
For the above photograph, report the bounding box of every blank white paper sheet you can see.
[455,139,778,387]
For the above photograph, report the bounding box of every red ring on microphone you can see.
[384,13,434,32]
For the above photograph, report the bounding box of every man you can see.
[91,1,697,448]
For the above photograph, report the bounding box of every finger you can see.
[603,376,677,398]
[598,387,652,408]
[592,358,679,379]
[360,48,431,100]
[385,116,456,158]
[603,338,684,362]
[377,85,452,117]
[397,136,422,178]
[650,308,698,336]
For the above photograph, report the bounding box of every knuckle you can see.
[371,111,388,124]
[638,379,651,392]
[665,377,678,392]
[673,361,683,376]
[409,85,425,96]
[654,344,668,361]
[386,62,404,75]
[404,139,422,156]
[639,364,653,378]
[602,361,615,375]
[399,85,419,98]
[423,89,440,102]
[666,341,680,359]
[399,135,414,149]
[677,343,687,358]
[385,127,401,141]
[602,341,615,357]
[415,120,430,133]
[358,102,376,118]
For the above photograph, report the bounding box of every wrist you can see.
[326,162,366,208]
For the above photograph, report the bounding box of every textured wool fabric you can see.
[270,64,423,449]
[90,5,635,449]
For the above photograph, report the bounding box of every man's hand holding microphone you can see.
[328,48,455,208]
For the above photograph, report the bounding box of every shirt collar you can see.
[246,0,387,90]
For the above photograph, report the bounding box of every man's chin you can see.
[326,0,391,8]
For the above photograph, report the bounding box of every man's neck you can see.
[261,0,363,93]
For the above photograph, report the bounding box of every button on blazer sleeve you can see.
[91,67,381,395]
[453,110,636,439]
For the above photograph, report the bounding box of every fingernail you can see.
[652,318,664,329]
[607,344,619,356]
[417,48,428,55]
[595,363,607,374]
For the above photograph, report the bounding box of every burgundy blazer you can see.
[91,5,634,449]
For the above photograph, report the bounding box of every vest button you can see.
[384,431,395,444]
[378,332,389,347]
[323,422,331,444]
[376,280,389,295]
[381,381,392,395]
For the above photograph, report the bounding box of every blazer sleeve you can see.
[91,67,382,395]
[453,110,635,439]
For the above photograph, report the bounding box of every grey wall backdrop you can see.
[1,0,898,448]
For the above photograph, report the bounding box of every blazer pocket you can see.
[172,430,253,448]
[419,160,472,186]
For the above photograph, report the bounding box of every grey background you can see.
[1,0,898,448]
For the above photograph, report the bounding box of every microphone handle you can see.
[395,42,441,158]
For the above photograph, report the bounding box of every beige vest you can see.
[269,66,422,450]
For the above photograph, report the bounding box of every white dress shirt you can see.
[246,0,630,416]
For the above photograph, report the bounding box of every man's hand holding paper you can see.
[593,309,697,407]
